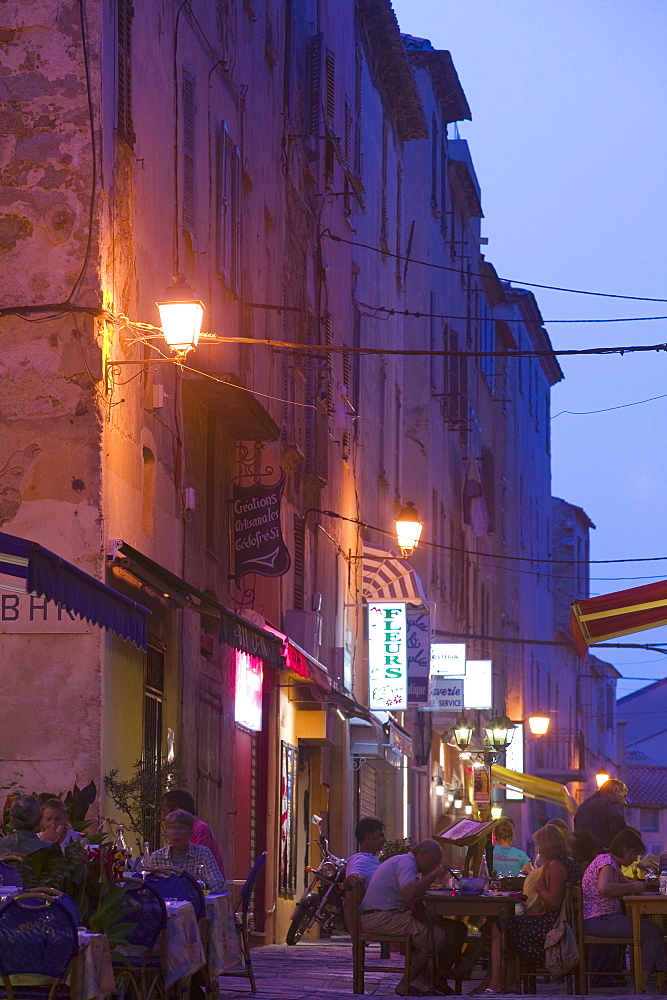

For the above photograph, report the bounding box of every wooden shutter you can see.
[231,144,241,294]
[354,49,362,178]
[430,114,438,208]
[344,97,352,166]
[342,349,351,454]
[142,644,165,848]
[306,34,323,136]
[197,682,223,837]
[446,328,460,420]
[324,311,334,415]
[293,515,305,610]
[217,122,229,274]
[182,72,196,232]
[481,446,495,533]
[395,163,402,280]
[380,122,388,246]
[117,0,135,146]
[324,49,335,125]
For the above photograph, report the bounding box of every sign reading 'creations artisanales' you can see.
[368,602,408,711]
[232,471,291,582]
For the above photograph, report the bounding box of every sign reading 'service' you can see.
[232,471,291,582]
[368,602,408,711]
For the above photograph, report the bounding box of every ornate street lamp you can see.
[395,502,423,558]
[157,273,205,354]
[484,712,515,755]
[453,714,474,754]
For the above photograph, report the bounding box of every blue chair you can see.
[221,851,267,993]
[112,880,167,1000]
[0,861,22,889]
[0,891,79,999]
[141,866,205,920]
[30,889,80,927]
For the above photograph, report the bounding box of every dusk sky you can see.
[392,0,667,697]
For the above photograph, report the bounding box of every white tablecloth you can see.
[72,932,116,1000]
[205,893,242,977]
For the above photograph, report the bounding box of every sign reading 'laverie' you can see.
[368,602,408,711]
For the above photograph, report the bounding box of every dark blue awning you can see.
[0,531,150,648]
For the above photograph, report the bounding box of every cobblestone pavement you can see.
[217,937,664,1000]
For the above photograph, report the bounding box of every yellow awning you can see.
[491,764,577,815]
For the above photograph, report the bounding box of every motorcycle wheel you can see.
[286,896,319,945]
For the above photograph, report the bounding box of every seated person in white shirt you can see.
[360,840,467,997]
[343,816,385,930]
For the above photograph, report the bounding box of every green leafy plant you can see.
[104,756,186,850]
[89,873,138,959]
[379,837,415,862]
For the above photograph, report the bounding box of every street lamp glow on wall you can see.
[528,711,550,736]
[156,273,205,354]
[395,502,423,557]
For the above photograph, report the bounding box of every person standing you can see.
[574,779,628,852]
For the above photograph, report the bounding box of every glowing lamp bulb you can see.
[528,712,550,736]
[395,502,423,557]
[490,806,503,820]
[157,273,205,354]
[595,770,610,788]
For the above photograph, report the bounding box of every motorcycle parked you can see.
[286,815,347,945]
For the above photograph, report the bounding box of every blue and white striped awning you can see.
[0,530,150,648]
[362,543,427,605]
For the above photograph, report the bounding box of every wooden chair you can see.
[570,884,634,994]
[516,885,577,995]
[349,885,414,995]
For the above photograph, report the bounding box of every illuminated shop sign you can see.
[368,602,408,711]
[430,643,466,677]
[234,651,264,731]
[464,660,493,710]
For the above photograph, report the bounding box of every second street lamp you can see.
[395,502,423,558]
[156,273,205,355]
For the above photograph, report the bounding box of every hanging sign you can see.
[464,660,493,710]
[234,651,263,731]
[473,766,491,804]
[232,471,291,581]
[407,607,430,703]
[430,643,466,676]
[368,602,408,711]
[425,676,464,712]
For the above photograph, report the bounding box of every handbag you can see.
[544,899,579,976]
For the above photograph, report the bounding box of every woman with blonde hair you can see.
[470,824,580,994]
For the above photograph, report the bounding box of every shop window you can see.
[279,741,298,896]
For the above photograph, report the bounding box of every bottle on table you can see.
[196,863,208,893]
[659,869,667,895]
[140,841,151,870]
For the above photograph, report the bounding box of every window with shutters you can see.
[182,71,196,233]
[343,97,352,216]
[342,349,351,457]
[354,49,363,180]
[117,0,135,147]
[324,310,334,416]
[395,163,403,283]
[292,515,305,610]
[430,114,438,210]
[480,302,495,386]
[143,644,165,849]
[306,34,323,138]
[439,136,447,237]
[481,447,495,533]
[324,49,336,188]
[217,121,241,294]
[444,326,460,422]
[380,122,389,250]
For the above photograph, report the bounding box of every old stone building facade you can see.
[0,0,617,941]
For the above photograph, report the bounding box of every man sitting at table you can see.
[148,810,226,893]
[360,839,467,996]
[160,789,226,879]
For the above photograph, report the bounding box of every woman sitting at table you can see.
[471,824,579,994]
[492,818,531,877]
[148,810,226,893]
[582,827,664,989]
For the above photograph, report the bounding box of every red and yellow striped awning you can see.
[570,579,667,654]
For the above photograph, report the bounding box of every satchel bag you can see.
[544,899,579,976]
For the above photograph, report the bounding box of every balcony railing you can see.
[532,729,585,782]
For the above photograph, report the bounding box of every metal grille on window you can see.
[143,644,165,849]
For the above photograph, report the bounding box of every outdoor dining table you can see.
[73,931,116,1000]
[423,890,518,990]
[623,892,667,994]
